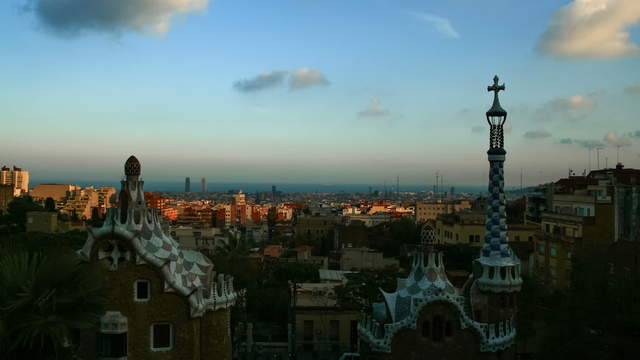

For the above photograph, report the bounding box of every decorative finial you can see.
[486,75,507,119]
[124,155,141,176]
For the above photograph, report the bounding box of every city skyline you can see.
[2,0,640,185]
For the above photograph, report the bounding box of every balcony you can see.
[540,211,595,225]
[536,231,581,245]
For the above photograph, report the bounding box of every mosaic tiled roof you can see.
[361,251,516,353]
[378,252,458,323]
[78,156,236,318]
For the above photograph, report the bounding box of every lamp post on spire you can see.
[486,75,507,149]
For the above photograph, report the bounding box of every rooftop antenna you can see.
[596,147,603,169]
[520,168,523,193]
[383,181,387,200]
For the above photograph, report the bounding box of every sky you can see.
[1,0,640,188]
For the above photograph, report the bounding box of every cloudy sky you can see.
[1,0,640,187]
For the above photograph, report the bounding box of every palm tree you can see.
[0,248,106,360]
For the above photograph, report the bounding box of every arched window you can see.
[421,321,430,338]
[432,316,444,342]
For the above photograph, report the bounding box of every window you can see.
[515,236,520,242]
[550,247,557,257]
[538,244,545,255]
[329,320,339,342]
[566,251,572,260]
[445,321,453,338]
[421,321,430,338]
[303,320,314,341]
[432,316,444,342]
[98,333,127,358]
[350,320,358,350]
[528,236,533,242]
[587,208,591,216]
[468,235,474,243]
[545,224,550,233]
[135,280,150,301]
[151,323,173,351]
[475,235,480,243]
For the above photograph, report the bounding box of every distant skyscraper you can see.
[1,165,29,196]
[271,185,277,201]
[201,177,207,193]
[185,177,191,193]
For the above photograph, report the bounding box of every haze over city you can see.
[3,2,640,360]
[2,0,640,186]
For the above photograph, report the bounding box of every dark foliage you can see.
[335,266,405,312]
[0,245,106,360]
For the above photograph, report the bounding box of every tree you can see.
[44,198,56,212]
[2,196,43,231]
[335,266,405,312]
[0,248,106,360]
[441,244,478,272]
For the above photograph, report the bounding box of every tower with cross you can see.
[472,74,522,322]
[357,77,521,358]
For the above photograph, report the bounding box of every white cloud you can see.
[289,69,329,90]
[234,68,328,93]
[534,93,599,121]
[410,12,460,39]
[537,0,640,59]
[27,0,209,36]
[234,71,288,92]
[523,129,552,139]
[358,98,390,117]
[604,131,632,147]
[575,139,606,149]
[559,138,607,149]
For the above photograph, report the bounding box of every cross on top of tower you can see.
[488,75,505,95]
[486,75,507,118]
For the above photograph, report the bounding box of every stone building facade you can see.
[77,156,237,360]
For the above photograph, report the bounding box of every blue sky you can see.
[1,0,640,187]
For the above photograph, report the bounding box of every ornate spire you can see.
[474,75,521,293]
[119,156,145,224]
[124,155,141,177]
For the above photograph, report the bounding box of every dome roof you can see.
[124,155,141,176]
